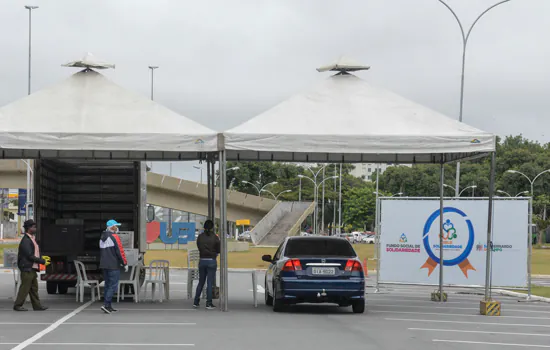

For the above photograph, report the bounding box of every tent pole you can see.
[211,160,216,226]
[338,163,342,236]
[438,158,445,302]
[219,150,228,311]
[484,152,496,301]
[207,159,212,220]
[374,163,380,293]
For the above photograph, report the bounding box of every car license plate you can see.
[312,267,335,275]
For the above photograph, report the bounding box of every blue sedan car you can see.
[262,236,365,313]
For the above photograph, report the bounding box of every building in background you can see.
[351,163,411,181]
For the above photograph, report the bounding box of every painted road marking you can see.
[64,322,197,325]
[11,300,92,350]
[370,310,550,320]
[249,285,265,294]
[387,318,550,328]
[410,328,550,337]
[372,303,550,314]
[433,339,550,348]
[369,298,550,308]
[0,343,195,347]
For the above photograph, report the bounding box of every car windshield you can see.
[284,238,356,257]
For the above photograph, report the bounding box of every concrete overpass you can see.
[0,160,276,225]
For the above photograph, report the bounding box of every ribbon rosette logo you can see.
[421,207,476,278]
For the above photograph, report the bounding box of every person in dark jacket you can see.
[99,219,128,314]
[194,219,220,309]
[14,219,48,311]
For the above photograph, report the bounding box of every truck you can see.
[32,159,147,295]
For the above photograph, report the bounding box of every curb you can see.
[494,289,550,303]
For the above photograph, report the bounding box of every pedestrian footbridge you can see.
[0,160,276,225]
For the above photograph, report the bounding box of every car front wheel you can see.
[265,278,273,306]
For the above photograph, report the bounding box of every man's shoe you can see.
[107,307,118,313]
[33,306,48,311]
[13,306,28,312]
[193,304,199,309]
[101,306,111,314]
[206,304,216,310]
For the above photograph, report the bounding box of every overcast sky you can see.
[0,0,548,181]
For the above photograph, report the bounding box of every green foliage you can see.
[220,135,550,232]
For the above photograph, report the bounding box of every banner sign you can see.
[379,199,528,287]
[18,189,27,215]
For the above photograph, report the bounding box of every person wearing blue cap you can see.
[99,219,128,314]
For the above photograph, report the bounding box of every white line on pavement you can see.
[64,322,196,325]
[0,343,195,347]
[11,300,93,350]
[249,285,265,294]
[411,328,550,337]
[370,298,550,308]
[432,339,550,348]
[370,310,550,320]
[387,318,550,328]
[372,303,550,314]
[82,308,196,311]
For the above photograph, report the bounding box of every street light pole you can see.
[438,0,512,197]
[298,177,302,202]
[148,66,159,100]
[24,5,38,219]
[25,5,38,96]
[193,166,203,184]
[507,169,550,300]
[458,185,477,197]
[333,164,337,235]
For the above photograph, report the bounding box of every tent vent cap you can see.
[62,53,115,70]
[316,56,370,73]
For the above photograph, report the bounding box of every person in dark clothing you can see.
[99,219,128,314]
[14,219,48,311]
[194,219,220,309]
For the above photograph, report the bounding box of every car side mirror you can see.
[262,254,273,263]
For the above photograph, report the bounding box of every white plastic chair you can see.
[143,260,169,303]
[11,258,21,300]
[187,250,201,299]
[117,263,142,303]
[74,260,101,303]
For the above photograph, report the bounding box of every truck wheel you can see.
[57,283,69,295]
[46,282,58,295]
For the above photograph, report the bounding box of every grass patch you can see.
[144,244,378,269]
[532,248,550,275]
[516,286,550,298]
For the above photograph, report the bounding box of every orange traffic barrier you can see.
[39,264,45,271]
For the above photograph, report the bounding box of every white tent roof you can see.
[0,69,218,160]
[224,72,496,163]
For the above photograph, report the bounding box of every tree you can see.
[343,184,377,231]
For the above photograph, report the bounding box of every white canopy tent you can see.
[223,71,495,164]
[217,61,498,312]
[0,68,218,160]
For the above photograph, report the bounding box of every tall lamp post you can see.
[242,180,277,197]
[507,169,550,299]
[298,164,329,235]
[193,165,203,184]
[24,5,39,219]
[262,189,292,201]
[148,66,159,100]
[438,0,512,197]
[497,190,530,197]
[316,176,339,234]
[459,185,477,197]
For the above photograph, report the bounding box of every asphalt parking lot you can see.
[1,269,550,349]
